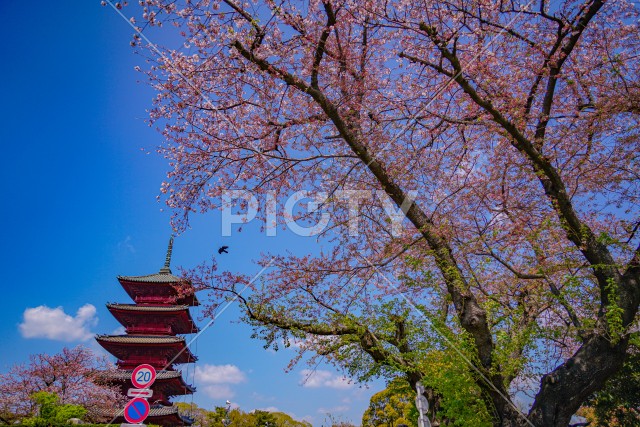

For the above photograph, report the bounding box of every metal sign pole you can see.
[415,382,432,427]
[222,400,231,427]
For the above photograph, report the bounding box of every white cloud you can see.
[203,385,235,399]
[19,304,98,342]
[299,370,353,389]
[196,364,247,384]
[196,364,248,401]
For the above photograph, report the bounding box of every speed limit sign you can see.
[131,364,156,389]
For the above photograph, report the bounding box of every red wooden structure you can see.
[96,237,197,426]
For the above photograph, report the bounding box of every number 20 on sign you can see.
[131,364,156,389]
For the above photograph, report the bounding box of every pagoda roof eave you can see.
[96,334,185,344]
[117,273,187,284]
[116,278,200,306]
[106,304,199,333]
[107,303,191,312]
[95,334,197,365]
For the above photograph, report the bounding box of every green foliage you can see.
[202,405,229,427]
[419,349,492,427]
[22,392,86,426]
[404,320,492,427]
[32,392,58,420]
[596,231,619,246]
[339,296,493,426]
[491,318,535,383]
[52,405,86,424]
[175,403,310,427]
[268,411,312,427]
[228,409,257,427]
[254,410,277,427]
[604,278,625,344]
[362,378,417,427]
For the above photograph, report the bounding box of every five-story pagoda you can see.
[96,237,198,426]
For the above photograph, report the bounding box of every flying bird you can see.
[218,246,229,254]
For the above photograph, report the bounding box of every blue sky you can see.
[0,1,381,425]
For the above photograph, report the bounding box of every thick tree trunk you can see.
[526,266,640,427]
[526,334,628,426]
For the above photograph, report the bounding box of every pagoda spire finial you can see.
[159,235,174,274]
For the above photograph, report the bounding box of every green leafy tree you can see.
[196,406,311,427]
[269,412,311,427]
[362,379,417,427]
[23,392,86,426]
[203,405,230,427]
[33,392,58,421]
[418,347,492,427]
[228,409,257,427]
[50,405,86,425]
[254,411,277,427]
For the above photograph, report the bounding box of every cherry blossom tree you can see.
[0,346,123,423]
[126,0,639,425]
